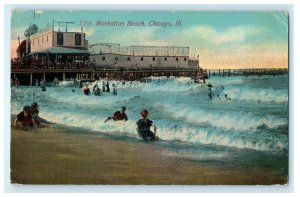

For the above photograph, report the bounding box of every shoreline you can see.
[10,115,288,185]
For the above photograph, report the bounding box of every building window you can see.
[75,33,81,46]
[42,37,44,43]
[176,57,179,61]
[102,57,105,61]
[47,36,48,42]
[115,57,118,61]
[127,57,131,61]
[38,39,39,45]
[184,57,187,61]
[152,57,155,61]
[164,57,167,61]
[57,33,64,45]
[33,40,34,46]
[141,57,144,61]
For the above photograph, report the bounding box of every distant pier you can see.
[207,68,288,78]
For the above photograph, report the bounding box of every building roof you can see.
[30,47,89,55]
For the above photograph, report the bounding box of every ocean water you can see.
[11,75,289,175]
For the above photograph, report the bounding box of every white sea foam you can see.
[11,76,288,151]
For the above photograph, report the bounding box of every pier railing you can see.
[207,68,288,77]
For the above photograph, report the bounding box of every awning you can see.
[29,47,89,55]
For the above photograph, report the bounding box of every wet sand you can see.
[10,115,287,185]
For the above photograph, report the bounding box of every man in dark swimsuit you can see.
[136,109,158,141]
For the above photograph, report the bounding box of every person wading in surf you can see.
[104,106,128,123]
[136,109,158,141]
[83,85,90,95]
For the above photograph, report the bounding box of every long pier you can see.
[11,67,200,86]
[11,67,287,86]
[207,68,288,77]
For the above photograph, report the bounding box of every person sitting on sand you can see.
[136,109,158,141]
[84,85,90,95]
[104,106,128,123]
[14,105,34,130]
[30,102,52,126]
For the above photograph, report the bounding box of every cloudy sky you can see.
[11,10,288,69]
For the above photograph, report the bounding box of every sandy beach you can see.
[10,115,287,185]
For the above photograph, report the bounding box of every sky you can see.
[11,10,288,69]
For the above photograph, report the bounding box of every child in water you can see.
[136,109,158,141]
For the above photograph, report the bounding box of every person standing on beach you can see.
[136,109,158,141]
[104,106,128,123]
[14,105,34,130]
